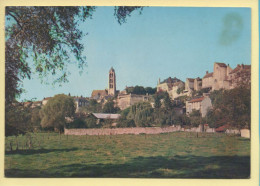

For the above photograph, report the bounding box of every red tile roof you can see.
[188,97,204,103]
[215,124,229,132]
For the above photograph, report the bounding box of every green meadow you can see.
[5,132,250,178]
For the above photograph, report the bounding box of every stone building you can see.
[169,81,185,99]
[157,77,185,99]
[184,78,194,96]
[184,77,202,96]
[91,67,118,101]
[212,62,232,90]
[202,71,214,89]
[186,96,212,117]
[194,77,202,91]
[108,67,116,96]
[74,96,89,112]
[42,97,52,105]
[91,90,108,100]
[202,62,251,91]
[117,93,149,110]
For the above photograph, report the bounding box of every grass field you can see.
[5,132,250,178]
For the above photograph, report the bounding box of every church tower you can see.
[108,67,116,95]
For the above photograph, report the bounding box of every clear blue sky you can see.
[18,7,251,101]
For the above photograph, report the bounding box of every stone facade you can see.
[202,71,214,89]
[117,93,149,110]
[194,77,202,91]
[74,97,89,112]
[42,97,52,105]
[157,77,185,99]
[202,62,250,91]
[184,78,194,96]
[186,96,212,117]
[64,126,181,136]
[108,67,116,96]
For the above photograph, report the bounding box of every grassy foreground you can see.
[5,132,250,178]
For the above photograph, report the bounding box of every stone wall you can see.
[64,126,180,136]
[64,125,217,136]
[64,125,245,137]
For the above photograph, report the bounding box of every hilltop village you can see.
[28,62,250,117]
[21,61,250,137]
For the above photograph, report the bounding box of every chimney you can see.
[241,64,244,69]
[206,71,208,74]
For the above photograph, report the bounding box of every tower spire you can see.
[108,67,116,95]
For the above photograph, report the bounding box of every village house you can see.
[194,77,202,91]
[42,97,52,105]
[184,78,194,96]
[186,95,212,117]
[74,96,89,112]
[202,62,250,91]
[183,77,202,96]
[88,113,121,126]
[117,93,149,110]
[157,77,185,99]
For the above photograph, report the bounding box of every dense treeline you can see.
[125,86,157,95]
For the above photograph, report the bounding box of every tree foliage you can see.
[127,102,153,127]
[126,86,156,95]
[40,94,76,132]
[5,103,33,136]
[5,6,96,104]
[5,6,143,104]
[102,100,120,113]
[78,99,102,113]
[207,86,250,129]
[114,6,143,24]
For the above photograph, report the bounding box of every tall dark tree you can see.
[102,100,120,113]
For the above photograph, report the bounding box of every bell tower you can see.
[108,67,116,95]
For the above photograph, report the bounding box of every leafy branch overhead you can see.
[5,6,143,104]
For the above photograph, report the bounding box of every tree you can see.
[5,103,33,136]
[177,86,184,94]
[5,6,143,104]
[78,99,102,113]
[125,86,156,95]
[163,93,172,110]
[207,86,250,129]
[30,107,42,131]
[40,94,76,133]
[102,100,120,113]
[189,110,202,127]
[127,102,154,127]
[145,87,156,95]
[154,94,161,109]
